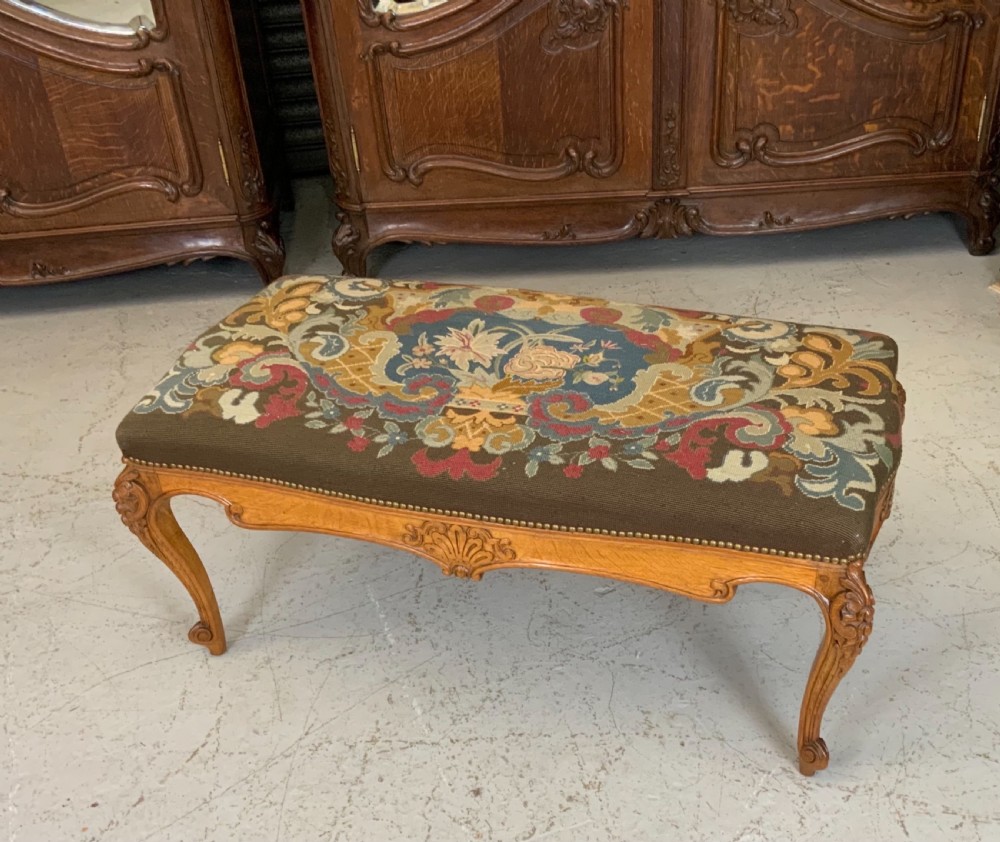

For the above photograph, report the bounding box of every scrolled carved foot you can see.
[799,738,830,776]
[114,466,228,656]
[188,620,225,655]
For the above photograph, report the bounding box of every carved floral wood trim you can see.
[113,466,154,552]
[402,520,518,579]
[540,0,624,54]
[364,0,626,186]
[28,261,69,279]
[723,0,798,36]
[541,222,578,240]
[323,118,351,200]
[332,208,368,276]
[248,220,285,280]
[969,97,1000,254]
[714,0,982,170]
[635,198,703,239]
[0,55,203,219]
[658,107,681,187]
[238,128,265,205]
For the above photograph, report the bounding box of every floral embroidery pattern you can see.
[132,276,903,512]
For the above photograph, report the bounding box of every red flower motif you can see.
[386,307,457,334]
[563,464,584,479]
[580,307,622,325]
[348,436,370,452]
[344,415,365,431]
[411,448,501,481]
[474,294,515,312]
[659,417,789,480]
[256,393,301,428]
[621,329,681,361]
[229,361,308,429]
[588,445,611,459]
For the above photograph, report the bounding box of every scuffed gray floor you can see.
[3,179,999,841]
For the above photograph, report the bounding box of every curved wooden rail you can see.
[114,460,884,775]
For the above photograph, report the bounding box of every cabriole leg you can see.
[113,467,227,655]
[798,561,874,775]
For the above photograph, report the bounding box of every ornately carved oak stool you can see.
[114,275,904,775]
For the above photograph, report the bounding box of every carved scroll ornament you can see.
[113,468,154,551]
[830,561,875,658]
[635,199,703,239]
[658,108,681,187]
[541,0,624,54]
[723,0,798,35]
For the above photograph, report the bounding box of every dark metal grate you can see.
[256,0,327,176]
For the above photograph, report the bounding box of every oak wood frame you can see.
[303,0,1000,275]
[0,0,285,286]
[114,458,892,776]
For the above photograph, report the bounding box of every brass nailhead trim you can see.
[126,458,861,565]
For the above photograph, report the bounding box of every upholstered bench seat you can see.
[114,275,904,775]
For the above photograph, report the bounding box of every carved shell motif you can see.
[402,521,518,579]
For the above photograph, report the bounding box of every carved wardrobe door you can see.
[682,0,1000,231]
[0,0,283,285]
[310,0,654,206]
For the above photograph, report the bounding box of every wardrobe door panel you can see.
[686,0,1000,185]
[328,0,654,200]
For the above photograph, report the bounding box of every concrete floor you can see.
[3,179,1000,841]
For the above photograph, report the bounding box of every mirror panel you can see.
[15,0,155,27]
[373,0,448,15]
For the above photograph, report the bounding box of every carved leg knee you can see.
[113,467,227,655]
[797,561,874,775]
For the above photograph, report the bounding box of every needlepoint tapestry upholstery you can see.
[117,276,904,561]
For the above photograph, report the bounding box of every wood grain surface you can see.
[301,0,1000,274]
[0,0,285,285]
[114,459,896,775]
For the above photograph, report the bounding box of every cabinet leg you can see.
[333,210,372,276]
[113,467,227,655]
[243,219,286,283]
[964,213,997,256]
[965,174,1000,256]
[798,561,874,776]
